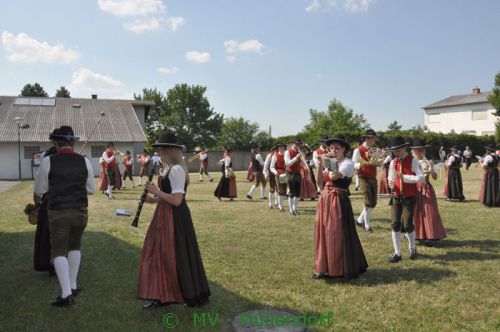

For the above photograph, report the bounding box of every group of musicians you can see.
[30,125,499,308]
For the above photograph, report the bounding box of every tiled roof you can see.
[423,91,492,110]
[0,96,149,142]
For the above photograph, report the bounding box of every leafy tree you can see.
[487,72,500,142]
[253,131,274,151]
[55,86,71,98]
[134,88,169,142]
[19,83,48,97]
[302,98,369,144]
[218,117,259,151]
[159,84,223,149]
[387,120,402,131]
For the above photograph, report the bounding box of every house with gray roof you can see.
[423,87,498,136]
[0,95,153,180]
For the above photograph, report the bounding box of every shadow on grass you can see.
[344,267,457,286]
[418,251,500,263]
[433,239,500,252]
[0,231,321,331]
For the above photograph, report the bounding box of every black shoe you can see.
[424,240,433,247]
[142,300,162,309]
[71,286,82,297]
[356,220,365,229]
[365,227,373,233]
[260,197,266,200]
[209,178,214,182]
[388,253,402,263]
[246,195,253,200]
[409,249,417,260]
[197,298,210,308]
[311,273,328,280]
[51,294,74,306]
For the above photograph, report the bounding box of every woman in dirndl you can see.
[138,132,211,309]
[214,148,237,200]
[313,134,368,280]
[411,138,447,246]
[378,152,392,196]
[480,143,500,207]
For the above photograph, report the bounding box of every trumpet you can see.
[360,145,390,167]
[188,149,208,162]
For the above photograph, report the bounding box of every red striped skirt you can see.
[137,202,184,303]
[414,181,447,241]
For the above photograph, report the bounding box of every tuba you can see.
[360,145,390,167]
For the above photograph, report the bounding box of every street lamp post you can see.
[14,117,29,181]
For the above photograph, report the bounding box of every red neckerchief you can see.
[57,147,76,155]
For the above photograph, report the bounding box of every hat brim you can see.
[272,143,287,150]
[484,145,497,151]
[410,145,429,149]
[388,143,410,150]
[151,142,185,149]
[49,134,80,142]
[326,138,350,151]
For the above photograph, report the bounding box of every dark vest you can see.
[251,153,262,172]
[48,152,88,210]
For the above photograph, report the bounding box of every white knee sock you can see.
[355,175,359,188]
[53,256,72,298]
[407,231,416,251]
[68,250,81,289]
[278,195,285,209]
[391,231,402,256]
[364,207,372,229]
[269,193,274,207]
[107,185,113,198]
[139,177,142,185]
[208,174,213,180]
[357,208,366,225]
[199,174,203,181]
[248,185,257,197]
[275,194,279,206]
[288,197,293,213]
[260,186,266,198]
[293,197,299,212]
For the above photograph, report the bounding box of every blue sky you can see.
[1,0,499,136]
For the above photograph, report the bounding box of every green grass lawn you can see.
[0,167,499,331]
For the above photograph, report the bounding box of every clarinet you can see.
[131,165,157,227]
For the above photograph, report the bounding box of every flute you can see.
[131,164,158,227]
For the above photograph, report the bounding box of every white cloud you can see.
[158,66,179,74]
[306,0,375,13]
[169,16,185,31]
[1,31,80,64]
[124,17,163,33]
[226,56,236,63]
[305,0,321,12]
[186,51,211,63]
[224,39,264,54]
[69,68,124,94]
[97,0,166,17]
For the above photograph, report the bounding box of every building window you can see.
[428,113,440,123]
[471,109,488,120]
[91,145,106,158]
[24,146,41,159]
[462,130,477,135]
[482,131,495,136]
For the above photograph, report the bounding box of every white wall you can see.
[424,102,498,135]
[0,142,143,180]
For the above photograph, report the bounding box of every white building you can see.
[0,95,153,180]
[423,88,498,136]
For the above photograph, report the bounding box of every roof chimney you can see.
[472,87,480,95]
[92,94,98,99]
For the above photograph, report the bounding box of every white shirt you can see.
[263,153,273,176]
[199,153,208,161]
[312,148,327,169]
[152,155,161,165]
[352,143,370,170]
[254,153,265,166]
[284,149,301,167]
[125,157,133,166]
[383,155,393,165]
[35,154,95,197]
[388,155,425,187]
[102,150,115,163]
[447,154,461,167]
[463,149,472,158]
[483,154,495,165]
[338,158,355,178]
[168,165,186,194]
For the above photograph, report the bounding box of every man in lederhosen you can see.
[34,126,95,305]
[198,147,213,182]
[352,129,379,233]
[387,136,425,263]
[137,150,150,186]
[102,142,117,199]
[263,144,279,209]
[270,143,288,212]
[247,146,266,200]
[285,138,304,216]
